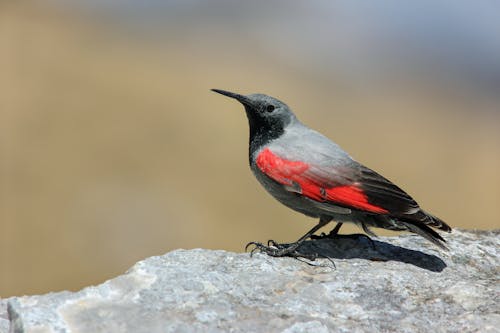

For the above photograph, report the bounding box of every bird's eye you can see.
[266,104,275,112]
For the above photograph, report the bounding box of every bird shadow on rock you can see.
[294,235,447,272]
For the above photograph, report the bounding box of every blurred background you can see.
[1,0,499,297]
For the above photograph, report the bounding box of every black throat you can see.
[246,110,286,163]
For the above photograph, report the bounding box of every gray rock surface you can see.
[1,229,499,333]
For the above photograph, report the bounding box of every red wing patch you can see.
[325,186,387,213]
[256,148,388,214]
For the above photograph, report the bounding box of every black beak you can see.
[211,89,253,107]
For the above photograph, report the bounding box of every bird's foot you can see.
[310,232,376,249]
[245,240,318,261]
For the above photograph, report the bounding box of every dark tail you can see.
[424,211,452,232]
[401,220,448,250]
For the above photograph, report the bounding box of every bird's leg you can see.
[310,222,343,239]
[329,222,343,235]
[310,222,376,249]
[245,217,332,260]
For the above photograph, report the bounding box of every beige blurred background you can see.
[1,1,499,297]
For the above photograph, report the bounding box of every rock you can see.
[1,229,499,333]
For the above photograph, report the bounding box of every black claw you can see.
[244,240,312,260]
[267,239,277,247]
[250,246,260,257]
[295,254,336,269]
[243,239,337,269]
[245,241,259,252]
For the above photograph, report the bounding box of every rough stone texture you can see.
[1,229,499,333]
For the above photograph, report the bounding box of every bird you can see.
[212,89,451,258]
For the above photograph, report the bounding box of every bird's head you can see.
[212,89,296,141]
